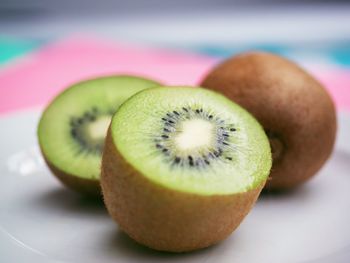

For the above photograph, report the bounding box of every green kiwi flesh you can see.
[38,75,160,196]
[101,86,272,251]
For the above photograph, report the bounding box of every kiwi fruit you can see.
[38,75,160,196]
[201,52,337,190]
[101,86,272,252]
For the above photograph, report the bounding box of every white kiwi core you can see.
[88,116,111,140]
[175,118,215,151]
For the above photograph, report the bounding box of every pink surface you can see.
[0,37,349,115]
[312,70,350,111]
[0,37,218,115]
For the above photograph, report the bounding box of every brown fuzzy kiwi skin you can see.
[201,52,337,190]
[101,129,264,252]
[40,146,101,197]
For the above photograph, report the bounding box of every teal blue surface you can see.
[195,44,287,58]
[330,44,350,66]
[191,42,350,67]
[0,37,41,64]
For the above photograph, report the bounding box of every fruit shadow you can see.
[261,185,308,196]
[32,187,107,218]
[258,182,314,204]
[101,228,224,262]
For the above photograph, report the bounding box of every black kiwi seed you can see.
[86,113,96,122]
[208,115,213,119]
[173,111,179,115]
[164,128,170,133]
[195,109,200,114]
[71,129,77,137]
[226,157,232,161]
[162,135,169,139]
[162,118,168,122]
[230,128,236,132]
[182,107,188,112]
[189,157,195,166]
[174,157,181,163]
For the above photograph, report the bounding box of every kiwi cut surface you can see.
[101,86,272,252]
[201,52,337,190]
[38,75,160,196]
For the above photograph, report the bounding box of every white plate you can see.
[1,109,350,263]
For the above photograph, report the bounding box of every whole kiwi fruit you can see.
[201,52,337,190]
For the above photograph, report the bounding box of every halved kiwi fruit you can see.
[201,52,337,190]
[101,86,272,252]
[38,75,160,196]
